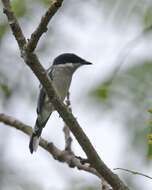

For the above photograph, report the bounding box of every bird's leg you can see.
[63,92,73,152]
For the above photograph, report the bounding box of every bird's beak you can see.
[83,61,93,65]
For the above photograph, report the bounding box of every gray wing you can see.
[36,66,54,114]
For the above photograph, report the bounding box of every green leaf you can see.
[144,6,152,28]
[148,108,152,114]
[92,80,112,101]
[147,145,152,159]
[0,83,12,98]
[147,133,152,158]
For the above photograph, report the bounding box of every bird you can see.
[29,53,92,153]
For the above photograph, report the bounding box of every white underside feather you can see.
[32,136,40,152]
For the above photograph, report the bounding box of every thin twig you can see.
[114,168,152,180]
[27,0,63,52]
[1,0,26,49]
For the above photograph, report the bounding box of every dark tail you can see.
[29,118,44,154]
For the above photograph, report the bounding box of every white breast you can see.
[52,67,73,100]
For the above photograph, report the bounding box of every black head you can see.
[53,53,92,66]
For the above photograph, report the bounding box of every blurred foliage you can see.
[0,83,12,98]
[0,23,7,39]
[0,71,12,105]
[1,0,152,190]
[11,0,26,17]
[144,6,152,28]
[93,80,112,101]
[92,61,152,160]
[37,0,51,6]
[147,111,152,158]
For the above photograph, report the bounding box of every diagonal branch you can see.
[1,0,26,49]
[0,113,101,178]
[27,0,63,52]
[1,0,129,189]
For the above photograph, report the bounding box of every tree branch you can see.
[1,0,129,189]
[1,0,26,49]
[0,113,101,178]
[27,0,63,52]
[101,178,112,190]
[114,168,152,180]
